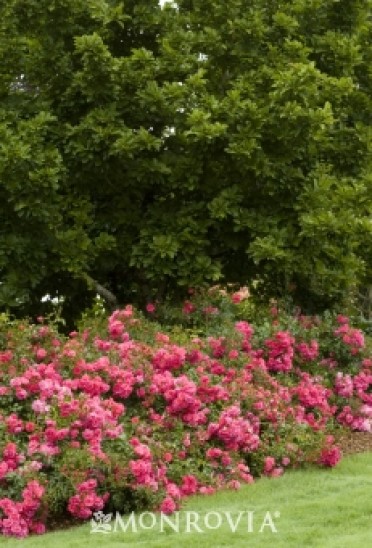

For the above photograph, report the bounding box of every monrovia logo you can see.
[90,510,280,535]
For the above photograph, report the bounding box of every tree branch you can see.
[83,274,118,312]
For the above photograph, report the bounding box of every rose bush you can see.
[0,293,370,537]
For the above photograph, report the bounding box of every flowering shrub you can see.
[0,295,370,537]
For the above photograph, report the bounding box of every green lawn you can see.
[2,452,372,548]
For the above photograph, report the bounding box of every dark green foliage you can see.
[0,0,371,322]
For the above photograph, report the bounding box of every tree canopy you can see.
[0,0,371,322]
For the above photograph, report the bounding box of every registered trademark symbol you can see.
[274,511,281,519]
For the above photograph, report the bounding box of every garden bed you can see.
[0,290,371,538]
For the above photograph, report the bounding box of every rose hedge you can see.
[0,293,370,537]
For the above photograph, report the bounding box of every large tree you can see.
[0,0,371,321]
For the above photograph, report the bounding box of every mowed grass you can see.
[2,452,372,548]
